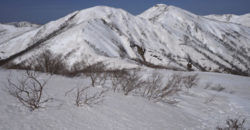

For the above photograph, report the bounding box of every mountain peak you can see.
[153,4,169,8]
[139,4,196,23]
[69,5,132,25]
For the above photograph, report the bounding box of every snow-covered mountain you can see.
[0,22,39,45]
[205,13,250,27]
[0,4,250,75]
[6,21,40,28]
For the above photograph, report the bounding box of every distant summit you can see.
[205,13,250,27]
[6,21,40,28]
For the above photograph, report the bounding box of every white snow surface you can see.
[0,68,250,130]
[0,4,250,74]
[0,23,39,45]
[205,13,250,27]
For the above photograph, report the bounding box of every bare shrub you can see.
[74,86,107,107]
[204,83,211,89]
[142,72,163,100]
[210,84,225,92]
[85,72,101,87]
[216,118,247,130]
[109,69,145,95]
[204,95,216,104]
[96,73,109,86]
[73,62,107,87]
[141,73,199,103]
[6,70,51,111]
[86,72,109,87]
[83,62,106,73]
[70,60,87,76]
[7,50,68,75]
[147,74,183,103]
[110,70,129,92]
[34,50,67,74]
[121,70,146,95]
[182,74,199,89]
[109,70,199,103]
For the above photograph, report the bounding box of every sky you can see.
[0,0,250,24]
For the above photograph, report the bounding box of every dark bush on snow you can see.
[216,118,247,130]
[6,70,51,111]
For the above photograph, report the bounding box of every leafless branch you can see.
[6,70,51,111]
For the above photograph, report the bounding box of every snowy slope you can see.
[205,13,250,27]
[0,68,249,130]
[0,22,39,45]
[139,4,250,74]
[0,4,250,75]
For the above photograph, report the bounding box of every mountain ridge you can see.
[0,4,250,76]
[205,13,250,27]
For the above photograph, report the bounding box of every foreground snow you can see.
[0,68,249,130]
